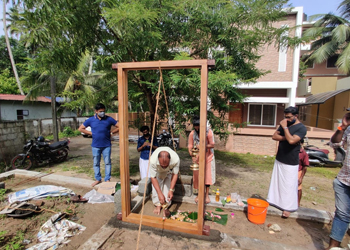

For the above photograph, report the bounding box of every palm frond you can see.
[336,43,350,73]
[309,40,338,63]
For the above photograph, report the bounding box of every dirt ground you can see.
[1,136,350,250]
[0,178,114,249]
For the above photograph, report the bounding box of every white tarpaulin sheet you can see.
[8,185,75,204]
[27,213,86,250]
[83,189,114,204]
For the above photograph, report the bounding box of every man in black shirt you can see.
[267,106,307,218]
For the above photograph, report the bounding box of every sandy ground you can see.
[0,178,114,249]
[1,136,349,250]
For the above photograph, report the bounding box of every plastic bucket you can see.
[247,198,269,224]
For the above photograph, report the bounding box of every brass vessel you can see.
[190,162,199,171]
[191,148,199,157]
[190,148,200,171]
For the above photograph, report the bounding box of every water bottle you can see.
[215,189,220,202]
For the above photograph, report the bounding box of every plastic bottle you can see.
[215,189,220,202]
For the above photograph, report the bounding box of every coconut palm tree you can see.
[2,0,24,94]
[303,0,350,74]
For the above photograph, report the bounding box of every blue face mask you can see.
[287,118,296,126]
[97,112,105,118]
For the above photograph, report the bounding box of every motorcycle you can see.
[304,139,345,167]
[157,129,179,150]
[11,136,70,170]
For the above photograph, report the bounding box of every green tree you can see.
[0,36,28,77]
[303,0,350,74]
[0,69,21,94]
[9,0,290,138]
[3,1,24,94]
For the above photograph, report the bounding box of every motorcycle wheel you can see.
[55,148,69,162]
[11,155,32,170]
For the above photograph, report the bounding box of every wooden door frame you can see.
[112,59,215,235]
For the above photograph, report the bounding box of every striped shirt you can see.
[329,127,350,186]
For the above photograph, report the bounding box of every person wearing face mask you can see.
[137,126,158,179]
[267,106,307,218]
[79,103,119,187]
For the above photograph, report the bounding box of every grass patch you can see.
[307,166,340,180]
[45,127,81,140]
[215,150,275,172]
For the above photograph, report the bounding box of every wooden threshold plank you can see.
[77,224,116,250]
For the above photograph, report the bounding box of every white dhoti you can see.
[211,155,216,185]
[267,159,298,212]
[152,173,172,207]
[139,158,150,180]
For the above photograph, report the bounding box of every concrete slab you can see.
[222,234,308,250]
[173,195,332,224]
[106,216,222,242]
[105,217,310,250]
[40,174,93,188]
[77,224,116,250]
[174,183,192,197]
[177,175,192,185]
[137,178,152,196]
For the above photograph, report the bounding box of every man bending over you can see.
[149,147,179,218]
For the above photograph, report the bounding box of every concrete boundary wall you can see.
[0,116,88,162]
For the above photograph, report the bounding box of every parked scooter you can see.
[157,129,179,150]
[304,138,345,167]
[11,136,70,170]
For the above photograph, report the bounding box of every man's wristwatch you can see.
[283,127,288,130]
[169,188,175,192]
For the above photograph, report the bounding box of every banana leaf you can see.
[204,211,228,225]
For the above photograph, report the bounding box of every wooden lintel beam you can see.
[112,59,215,71]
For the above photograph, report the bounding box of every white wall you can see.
[337,77,350,90]
[0,101,76,121]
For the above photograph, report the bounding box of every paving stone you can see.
[137,178,152,196]
[174,183,192,197]
[41,174,92,188]
[176,175,193,185]
[114,190,122,214]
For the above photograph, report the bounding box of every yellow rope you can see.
[135,63,163,250]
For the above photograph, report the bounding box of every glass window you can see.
[17,110,29,120]
[248,105,262,125]
[327,55,338,68]
[248,104,276,126]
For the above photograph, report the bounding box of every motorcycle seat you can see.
[308,147,329,155]
[37,142,49,148]
[49,141,68,150]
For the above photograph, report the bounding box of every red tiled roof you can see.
[0,94,51,103]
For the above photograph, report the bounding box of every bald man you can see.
[149,147,180,216]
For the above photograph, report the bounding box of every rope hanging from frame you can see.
[135,62,176,250]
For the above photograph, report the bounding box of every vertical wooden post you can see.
[118,67,131,219]
[197,61,208,234]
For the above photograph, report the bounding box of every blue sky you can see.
[289,0,340,18]
[0,0,343,36]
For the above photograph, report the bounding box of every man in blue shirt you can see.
[79,103,119,187]
[137,126,158,179]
